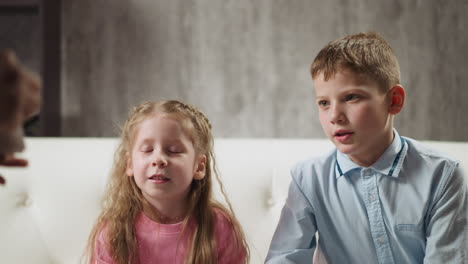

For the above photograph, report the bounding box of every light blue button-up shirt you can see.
[266,131,467,263]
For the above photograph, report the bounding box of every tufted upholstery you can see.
[1,138,467,264]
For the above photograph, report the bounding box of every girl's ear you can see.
[193,155,207,180]
[125,152,134,177]
[388,85,406,115]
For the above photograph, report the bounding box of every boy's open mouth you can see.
[334,130,353,137]
[334,130,354,143]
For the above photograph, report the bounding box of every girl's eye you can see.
[167,146,183,154]
[140,146,153,153]
[318,100,329,107]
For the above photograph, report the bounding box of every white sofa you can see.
[1,138,467,264]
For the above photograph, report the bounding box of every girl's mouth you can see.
[149,175,170,183]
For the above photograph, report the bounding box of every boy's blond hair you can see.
[311,32,400,92]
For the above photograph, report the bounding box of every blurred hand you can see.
[0,50,41,184]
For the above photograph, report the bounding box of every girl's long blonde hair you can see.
[84,100,249,263]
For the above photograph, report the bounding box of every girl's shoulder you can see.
[212,206,235,228]
[212,206,248,262]
[212,206,241,243]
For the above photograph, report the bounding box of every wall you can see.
[0,4,41,73]
[28,0,468,139]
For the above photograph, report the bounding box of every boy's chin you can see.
[334,143,356,155]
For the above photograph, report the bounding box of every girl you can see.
[85,100,249,263]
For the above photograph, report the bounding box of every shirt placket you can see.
[361,168,395,264]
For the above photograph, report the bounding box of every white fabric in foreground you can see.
[0,138,466,264]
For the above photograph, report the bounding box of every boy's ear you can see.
[193,155,207,180]
[388,85,406,115]
[125,152,134,177]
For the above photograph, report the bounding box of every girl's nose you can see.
[152,155,168,168]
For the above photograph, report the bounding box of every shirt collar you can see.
[335,129,408,179]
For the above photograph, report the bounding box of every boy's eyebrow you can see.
[341,88,370,95]
[314,89,370,101]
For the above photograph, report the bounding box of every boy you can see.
[266,32,467,263]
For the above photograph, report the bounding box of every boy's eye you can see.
[345,94,360,101]
[318,100,329,107]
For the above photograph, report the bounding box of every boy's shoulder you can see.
[402,136,464,189]
[403,136,460,165]
[290,148,337,183]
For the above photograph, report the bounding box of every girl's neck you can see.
[142,198,188,224]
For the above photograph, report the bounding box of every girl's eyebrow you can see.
[135,138,153,147]
[138,137,186,146]
[166,139,186,146]
[141,138,153,144]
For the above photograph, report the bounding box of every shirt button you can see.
[369,194,376,201]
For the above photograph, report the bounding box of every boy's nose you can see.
[330,105,345,124]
